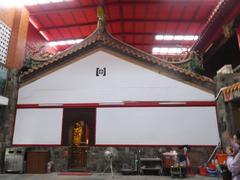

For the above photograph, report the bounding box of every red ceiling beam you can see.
[28,0,217,16]
[193,0,240,52]
[38,19,203,31]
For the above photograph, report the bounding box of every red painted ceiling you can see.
[26,0,219,53]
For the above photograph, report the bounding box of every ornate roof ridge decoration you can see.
[25,44,55,61]
[97,6,107,33]
[222,82,240,102]
[224,82,240,92]
[157,51,199,64]
[20,5,215,92]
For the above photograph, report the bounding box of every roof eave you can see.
[20,5,215,93]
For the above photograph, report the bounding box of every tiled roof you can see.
[20,8,215,93]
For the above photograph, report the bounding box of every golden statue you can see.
[72,121,83,146]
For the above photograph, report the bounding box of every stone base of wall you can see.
[0,146,216,174]
[87,146,215,174]
[0,70,19,173]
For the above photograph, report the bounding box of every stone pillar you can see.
[0,4,30,173]
[215,72,240,145]
[0,106,5,173]
[0,70,19,173]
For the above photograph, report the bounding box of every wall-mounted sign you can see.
[96,67,106,76]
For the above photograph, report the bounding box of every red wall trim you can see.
[12,144,62,147]
[16,104,39,108]
[11,144,216,147]
[14,101,217,147]
[94,108,97,146]
[60,109,64,146]
[16,101,216,109]
[94,144,217,147]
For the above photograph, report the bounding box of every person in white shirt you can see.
[225,130,240,180]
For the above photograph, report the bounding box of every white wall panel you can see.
[96,107,219,146]
[12,108,63,145]
[18,51,214,104]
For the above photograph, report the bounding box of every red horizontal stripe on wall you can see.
[16,104,39,108]
[11,144,216,147]
[94,144,217,147]
[16,101,216,109]
[12,144,62,147]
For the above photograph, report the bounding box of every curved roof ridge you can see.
[105,30,214,83]
[20,6,215,92]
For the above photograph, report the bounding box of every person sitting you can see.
[224,129,240,180]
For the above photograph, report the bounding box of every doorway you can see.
[62,108,95,170]
[68,146,88,169]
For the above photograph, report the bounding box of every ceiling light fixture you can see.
[155,35,198,41]
[0,0,24,7]
[27,0,64,5]
[152,47,190,55]
[48,39,84,46]
[2,0,69,7]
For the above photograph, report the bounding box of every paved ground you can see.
[0,173,220,180]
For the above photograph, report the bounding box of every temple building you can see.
[0,0,240,175]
